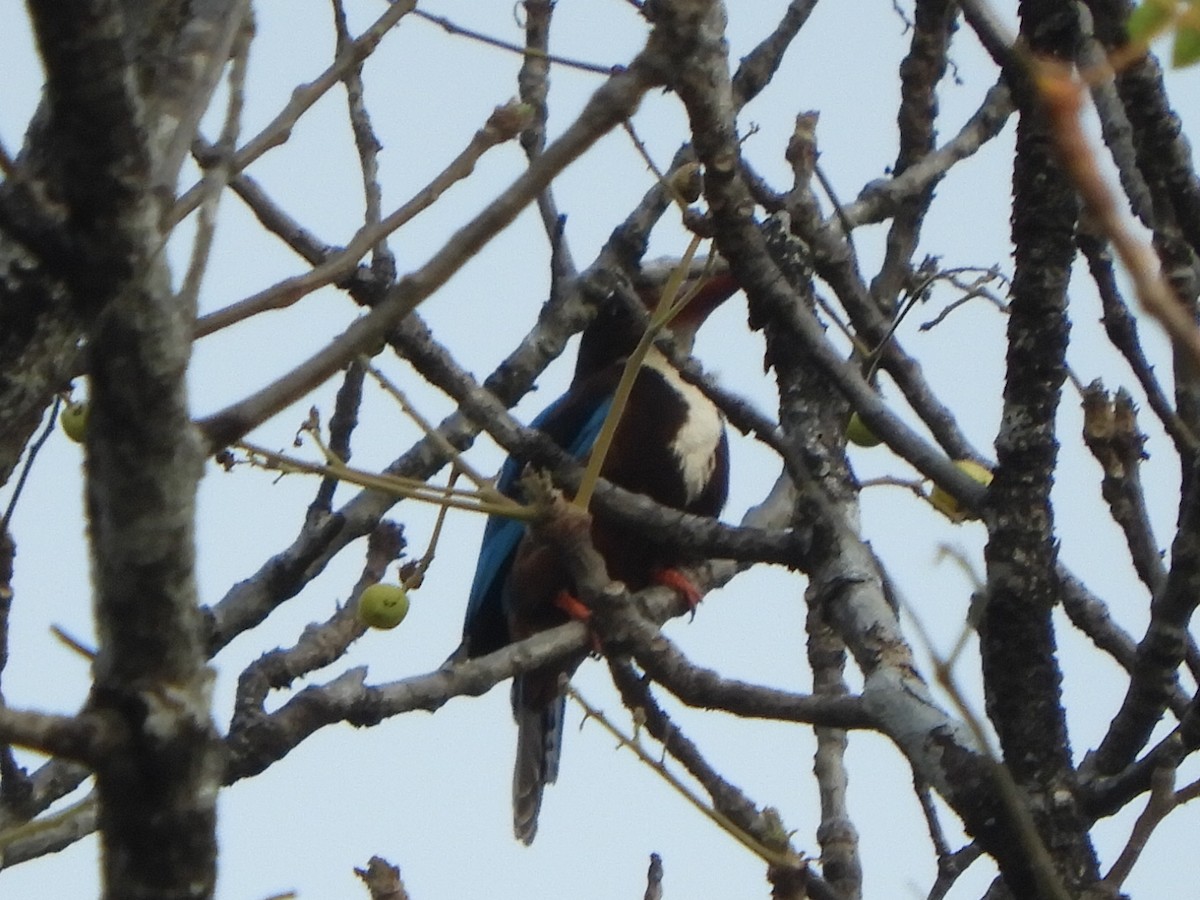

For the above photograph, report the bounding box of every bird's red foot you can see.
[653,568,703,613]
[553,590,591,621]
[554,591,602,652]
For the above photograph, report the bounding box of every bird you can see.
[460,267,738,844]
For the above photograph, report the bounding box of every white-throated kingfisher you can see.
[461,268,738,843]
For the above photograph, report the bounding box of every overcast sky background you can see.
[1,1,1199,897]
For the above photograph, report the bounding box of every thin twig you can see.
[0,397,61,533]
[412,9,613,75]
[236,440,528,520]
[1102,764,1177,890]
[333,0,396,281]
[194,101,533,339]
[517,0,577,280]
[566,684,802,870]
[311,361,366,517]
[197,56,655,449]
[171,0,420,227]
[1038,63,1200,369]
[362,362,493,491]
[176,12,252,311]
[402,468,460,589]
[901,593,1072,900]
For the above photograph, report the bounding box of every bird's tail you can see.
[511,678,565,845]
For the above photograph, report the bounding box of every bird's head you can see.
[573,262,740,384]
[654,267,739,353]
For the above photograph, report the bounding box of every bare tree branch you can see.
[198,48,662,449]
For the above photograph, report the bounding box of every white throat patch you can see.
[645,350,723,503]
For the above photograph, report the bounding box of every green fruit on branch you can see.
[929,459,993,521]
[846,412,882,448]
[60,402,89,444]
[357,583,410,630]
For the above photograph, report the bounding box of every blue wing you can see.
[462,391,613,656]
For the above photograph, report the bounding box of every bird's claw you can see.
[653,568,703,618]
[554,591,603,653]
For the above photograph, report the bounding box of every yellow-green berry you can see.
[61,402,89,443]
[357,583,410,630]
[846,412,882,448]
[929,459,993,521]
